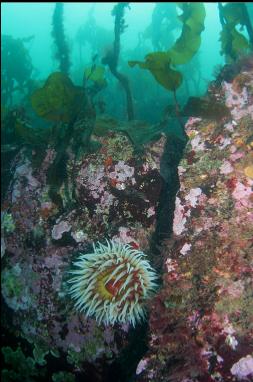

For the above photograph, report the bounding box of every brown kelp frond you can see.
[52,2,70,74]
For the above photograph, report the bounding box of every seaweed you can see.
[1,35,34,106]
[51,2,70,74]
[218,3,252,62]
[129,3,206,92]
[183,96,231,120]
[30,71,96,207]
[1,346,46,382]
[143,3,180,51]
[83,62,108,100]
[102,2,134,121]
[31,72,85,124]
[75,6,113,64]
[129,52,183,92]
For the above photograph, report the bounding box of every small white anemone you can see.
[68,240,157,326]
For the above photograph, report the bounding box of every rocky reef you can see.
[2,53,253,381]
[1,121,166,380]
[135,60,253,381]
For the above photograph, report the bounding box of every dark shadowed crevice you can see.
[104,122,188,382]
[150,123,187,272]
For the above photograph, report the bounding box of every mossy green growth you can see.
[1,264,37,311]
[32,343,49,366]
[31,72,86,123]
[1,346,45,382]
[52,371,75,382]
[2,213,15,233]
[196,154,223,174]
[66,327,109,366]
[2,264,23,299]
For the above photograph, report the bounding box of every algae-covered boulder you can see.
[1,124,166,378]
[135,61,253,382]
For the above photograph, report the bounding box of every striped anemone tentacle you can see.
[68,240,158,326]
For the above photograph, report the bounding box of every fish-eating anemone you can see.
[68,240,157,326]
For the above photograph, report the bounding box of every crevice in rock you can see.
[106,123,188,382]
[150,125,187,273]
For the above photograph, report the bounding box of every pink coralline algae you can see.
[220,160,234,175]
[72,131,164,246]
[185,187,202,208]
[230,151,245,162]
[223,78,253,120]
[218,136,231,150]
[185,117,202,129]
[136,358,148,375]
[112,226,138,245]
[179,243,191,256]
[190,134,205,151]
[230,355,253,380]
[108,160,136,189]
[12,157,40,202]
[52,220,72,240]
[78,164,107,199]
[232,181,252,209]
[137,62,253,382]
[147,206,155,218]
[173,197,188,236]
[1,128,165,374]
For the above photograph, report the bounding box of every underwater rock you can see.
[1,127,166,374]
[136,63,253,381]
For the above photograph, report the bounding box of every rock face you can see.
[135,65,253,381]
[1,128,165,377]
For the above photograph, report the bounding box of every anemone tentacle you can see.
[68,239,157,326]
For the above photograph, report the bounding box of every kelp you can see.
[183,96,231,120]
[129,52,182,91]
[83,64,107,100]
[143,3,180,50]
[167,2,206,66]
[218,3,252,62]
[1,35,33,106]
[94,115,186,149]
[15,119,50,147]
[129,3,206,91]
[51,2,70,74]
[31,72,86,124]
[75,6,113,64]
[30,71,96,207]
[102,2,134,120]
[93,115,119,136]
[84,65,107,88]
